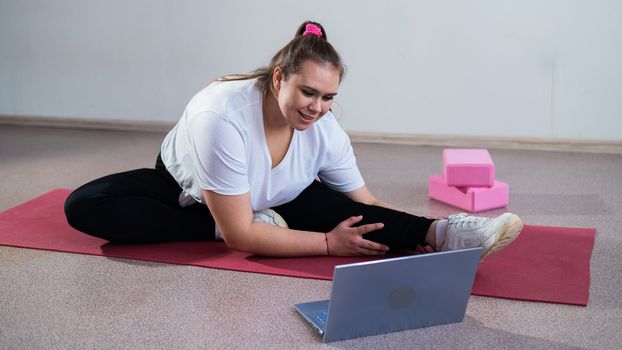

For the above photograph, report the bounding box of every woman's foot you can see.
[439,213,523,258]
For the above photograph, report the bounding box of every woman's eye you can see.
[322,96,334,101]
[302,90,314,96]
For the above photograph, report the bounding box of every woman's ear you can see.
[273,66,282,92]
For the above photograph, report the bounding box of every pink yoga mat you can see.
[0,189,595,306]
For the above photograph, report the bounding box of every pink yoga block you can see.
[443,149,495,187]
[428,173,509,212]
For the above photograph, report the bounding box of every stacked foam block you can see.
[428,149,509,212]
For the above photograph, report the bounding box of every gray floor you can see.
[1,124,621,349]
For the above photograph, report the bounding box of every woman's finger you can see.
[356,222,385,235]
[424,245,436,253]
[356,246,388,256]
[341,215,364,228]
[358,238,389,253]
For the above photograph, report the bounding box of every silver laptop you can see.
[294,247,482,342]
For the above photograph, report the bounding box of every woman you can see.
[65,21,523,258]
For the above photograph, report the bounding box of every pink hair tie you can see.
[303,23,322,37]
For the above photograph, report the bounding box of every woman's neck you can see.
[261,90,294,169]
[262,91,291,133]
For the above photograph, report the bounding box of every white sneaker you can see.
[253,209,289,229]
[440,213,523,258]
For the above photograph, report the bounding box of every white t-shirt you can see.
[160,79,365,212]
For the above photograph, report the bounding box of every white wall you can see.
[1,0,621,141]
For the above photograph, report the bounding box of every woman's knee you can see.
[63,170,151,230]
[64,187,96,232]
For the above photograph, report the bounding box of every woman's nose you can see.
[308,98,321,113]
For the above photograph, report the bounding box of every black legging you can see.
[64,154,434,249]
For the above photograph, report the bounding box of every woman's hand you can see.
[326,215,390,256]
[413,244,436,254]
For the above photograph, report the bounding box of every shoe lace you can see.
[450,214,492,229]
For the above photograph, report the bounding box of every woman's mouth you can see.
[298,111,315,123]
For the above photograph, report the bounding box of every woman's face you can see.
[274,60,340,131]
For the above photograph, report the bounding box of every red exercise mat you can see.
[0,189,595,306]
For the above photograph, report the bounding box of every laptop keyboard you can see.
[312,311,328,327]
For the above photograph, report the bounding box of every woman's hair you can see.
[217,21,345,96]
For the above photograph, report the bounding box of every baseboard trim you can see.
[348,131,622,154]
[0,114,174,132]
[2,114,621,154]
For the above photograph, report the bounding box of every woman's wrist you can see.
[324,233,330,256]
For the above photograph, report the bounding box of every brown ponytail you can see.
[218,21,345,96]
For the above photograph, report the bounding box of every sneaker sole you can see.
[481,216,523,259]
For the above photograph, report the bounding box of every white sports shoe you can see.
[440,213,523,258]
[253,209,289,229]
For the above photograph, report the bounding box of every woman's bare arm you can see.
[203,189,389,257]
